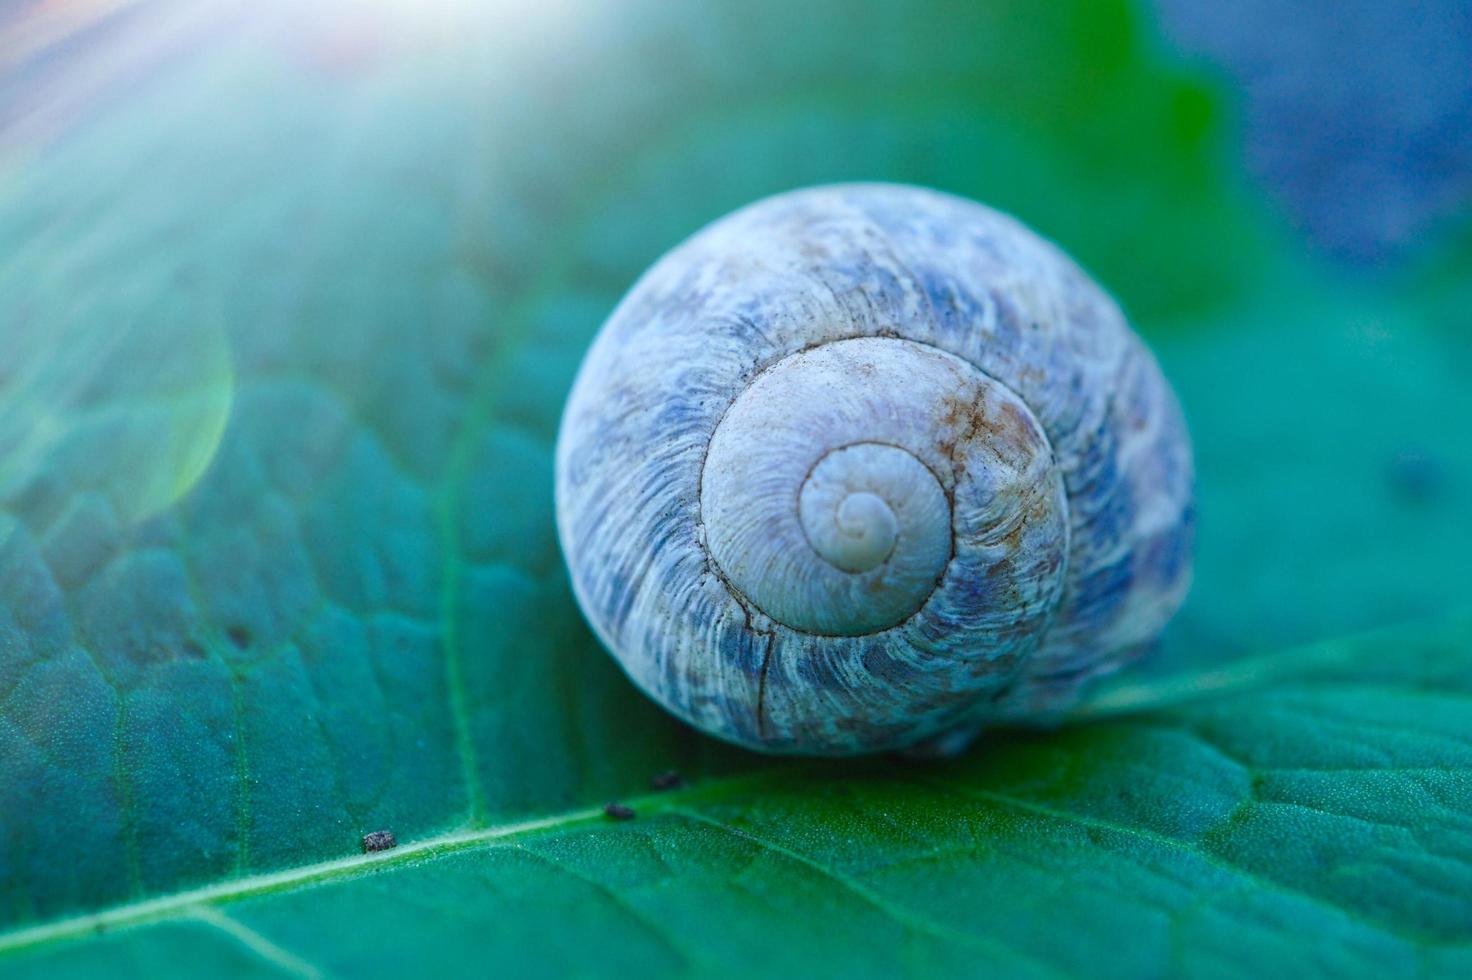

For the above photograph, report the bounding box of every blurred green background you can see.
[1,0,1469,975]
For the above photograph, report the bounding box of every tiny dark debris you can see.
[651,769,686,791]
[604,802,636,821]
[361,829,398,853]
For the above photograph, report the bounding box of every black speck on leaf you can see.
[651,770,685,791]
[361,830,398,852]
[604,803,636,821]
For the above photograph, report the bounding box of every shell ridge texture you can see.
[555,183,1194,756]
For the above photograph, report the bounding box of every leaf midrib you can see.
[3,612,1466,959]
[0,797,651,955]
[0,766,815,958]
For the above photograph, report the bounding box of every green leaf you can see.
[1,0,1469,974]
[1149,282,1472,677]
[2,616,1470,977]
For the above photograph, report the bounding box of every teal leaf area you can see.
[1,1,1469,976]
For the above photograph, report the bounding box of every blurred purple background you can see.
[1157,0,1472,263]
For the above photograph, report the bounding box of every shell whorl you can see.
[556,184,1194,756]
[701,336,1067,643]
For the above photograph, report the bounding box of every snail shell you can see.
[555,184,1194,756]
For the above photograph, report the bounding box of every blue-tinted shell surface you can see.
[556,184,1194,756]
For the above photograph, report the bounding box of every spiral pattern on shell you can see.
[556,184,1194,756]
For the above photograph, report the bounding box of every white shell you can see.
[555,184,1194,756]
